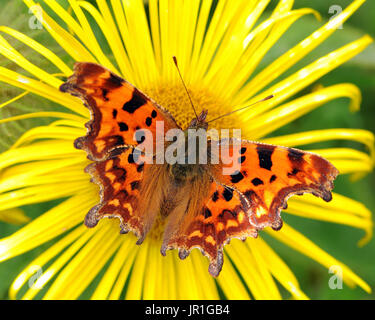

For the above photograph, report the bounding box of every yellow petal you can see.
[0,208,30,225]
[247,237,309,299]
[23,0,97,63]
[286,192,373,246]
[267,223,371,293]
[0,191,96,262]
[10,225,88,299]
[0,67,88,116]
[0,26,72,76]
[239,36,372,120]
[239,0,367,101]
[261,129,374,158]
[227,239,281,299]
[243,83,361,139]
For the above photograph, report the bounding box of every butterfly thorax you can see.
[168,109,210,182]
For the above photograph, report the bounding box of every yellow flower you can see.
[0,0,373,299]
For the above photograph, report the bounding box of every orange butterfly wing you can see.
[84,148,147,238]
[60,62,178,161]
[60,62,178,237]
[210,139,339,230]
[162,181,258,276]
[162,139,338,276]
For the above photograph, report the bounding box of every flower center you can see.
[143,81,237,130]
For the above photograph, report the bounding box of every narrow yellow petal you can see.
[10,225,88,300]
[81,1,133,81]
[23,0,97,63]
[43,221,120,299]
[227,239,281,299]
[0,208,30,225]
[0,91,29,109]
[0,140,79,170]
[142,243,159,299]
[241,0,367,100]
[67,0,119,73]
[0,158,85,193]
[91,238,134,300]
[190,252,220,299]
[243,84,361,140]
[0,67,88,116]
[216,251,251,299]
[108,241,139,300]
[287,193,373,246]
[0,191,96,262]
[10,125,85,149]
[267,223,371,293]
[124,239,150,299]
[206,8,320,97]
[0,26,72,76]
[261,129,374,158]
[174,250,202,299]
[239,36,372,120]
[112,0,158,86]
[308,148,373,175]
[248,238,309,299]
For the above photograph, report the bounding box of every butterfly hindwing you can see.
[84,147,149,237]
[162,181,258,277]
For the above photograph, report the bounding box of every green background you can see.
[0,0,374,299]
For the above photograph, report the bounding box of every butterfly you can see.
[60,62,338,277]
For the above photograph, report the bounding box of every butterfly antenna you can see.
[207,94,274,124]
[173,56,199,120]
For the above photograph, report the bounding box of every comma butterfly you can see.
[60,62,338,277]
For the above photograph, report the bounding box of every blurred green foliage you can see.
[0,0,374,299]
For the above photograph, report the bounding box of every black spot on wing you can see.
[137,163,144,172]
[288,148,304,162]
[270,175,277,183]
[108,73,124,87]
[102,88,109,101]
[287,168,300,177]
[212,191,219,202]
[112,109,118,119]
[118,122,129,132]
[145,117,152,126]
[222,188,233,201]
[203,208,212,219]
[230,171,244,183]
[257,145,275,171]
[151,110,157,118]
[122,89,147,113]
[130,180,140,190]
[251,178,264,186]
[238,156,246,164]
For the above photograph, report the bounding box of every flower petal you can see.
[261,128,374,157]
[239,36,373,120]
[10,225,88,299]
[286,193,373,246]
[238,0,367,100]
[0,191,96,262]
[267,223,371,293]
[243,83,362,139]
[247,237,309,299]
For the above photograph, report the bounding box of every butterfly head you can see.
[188,109,208,130]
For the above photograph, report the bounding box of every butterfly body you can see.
[60,62,339,277]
